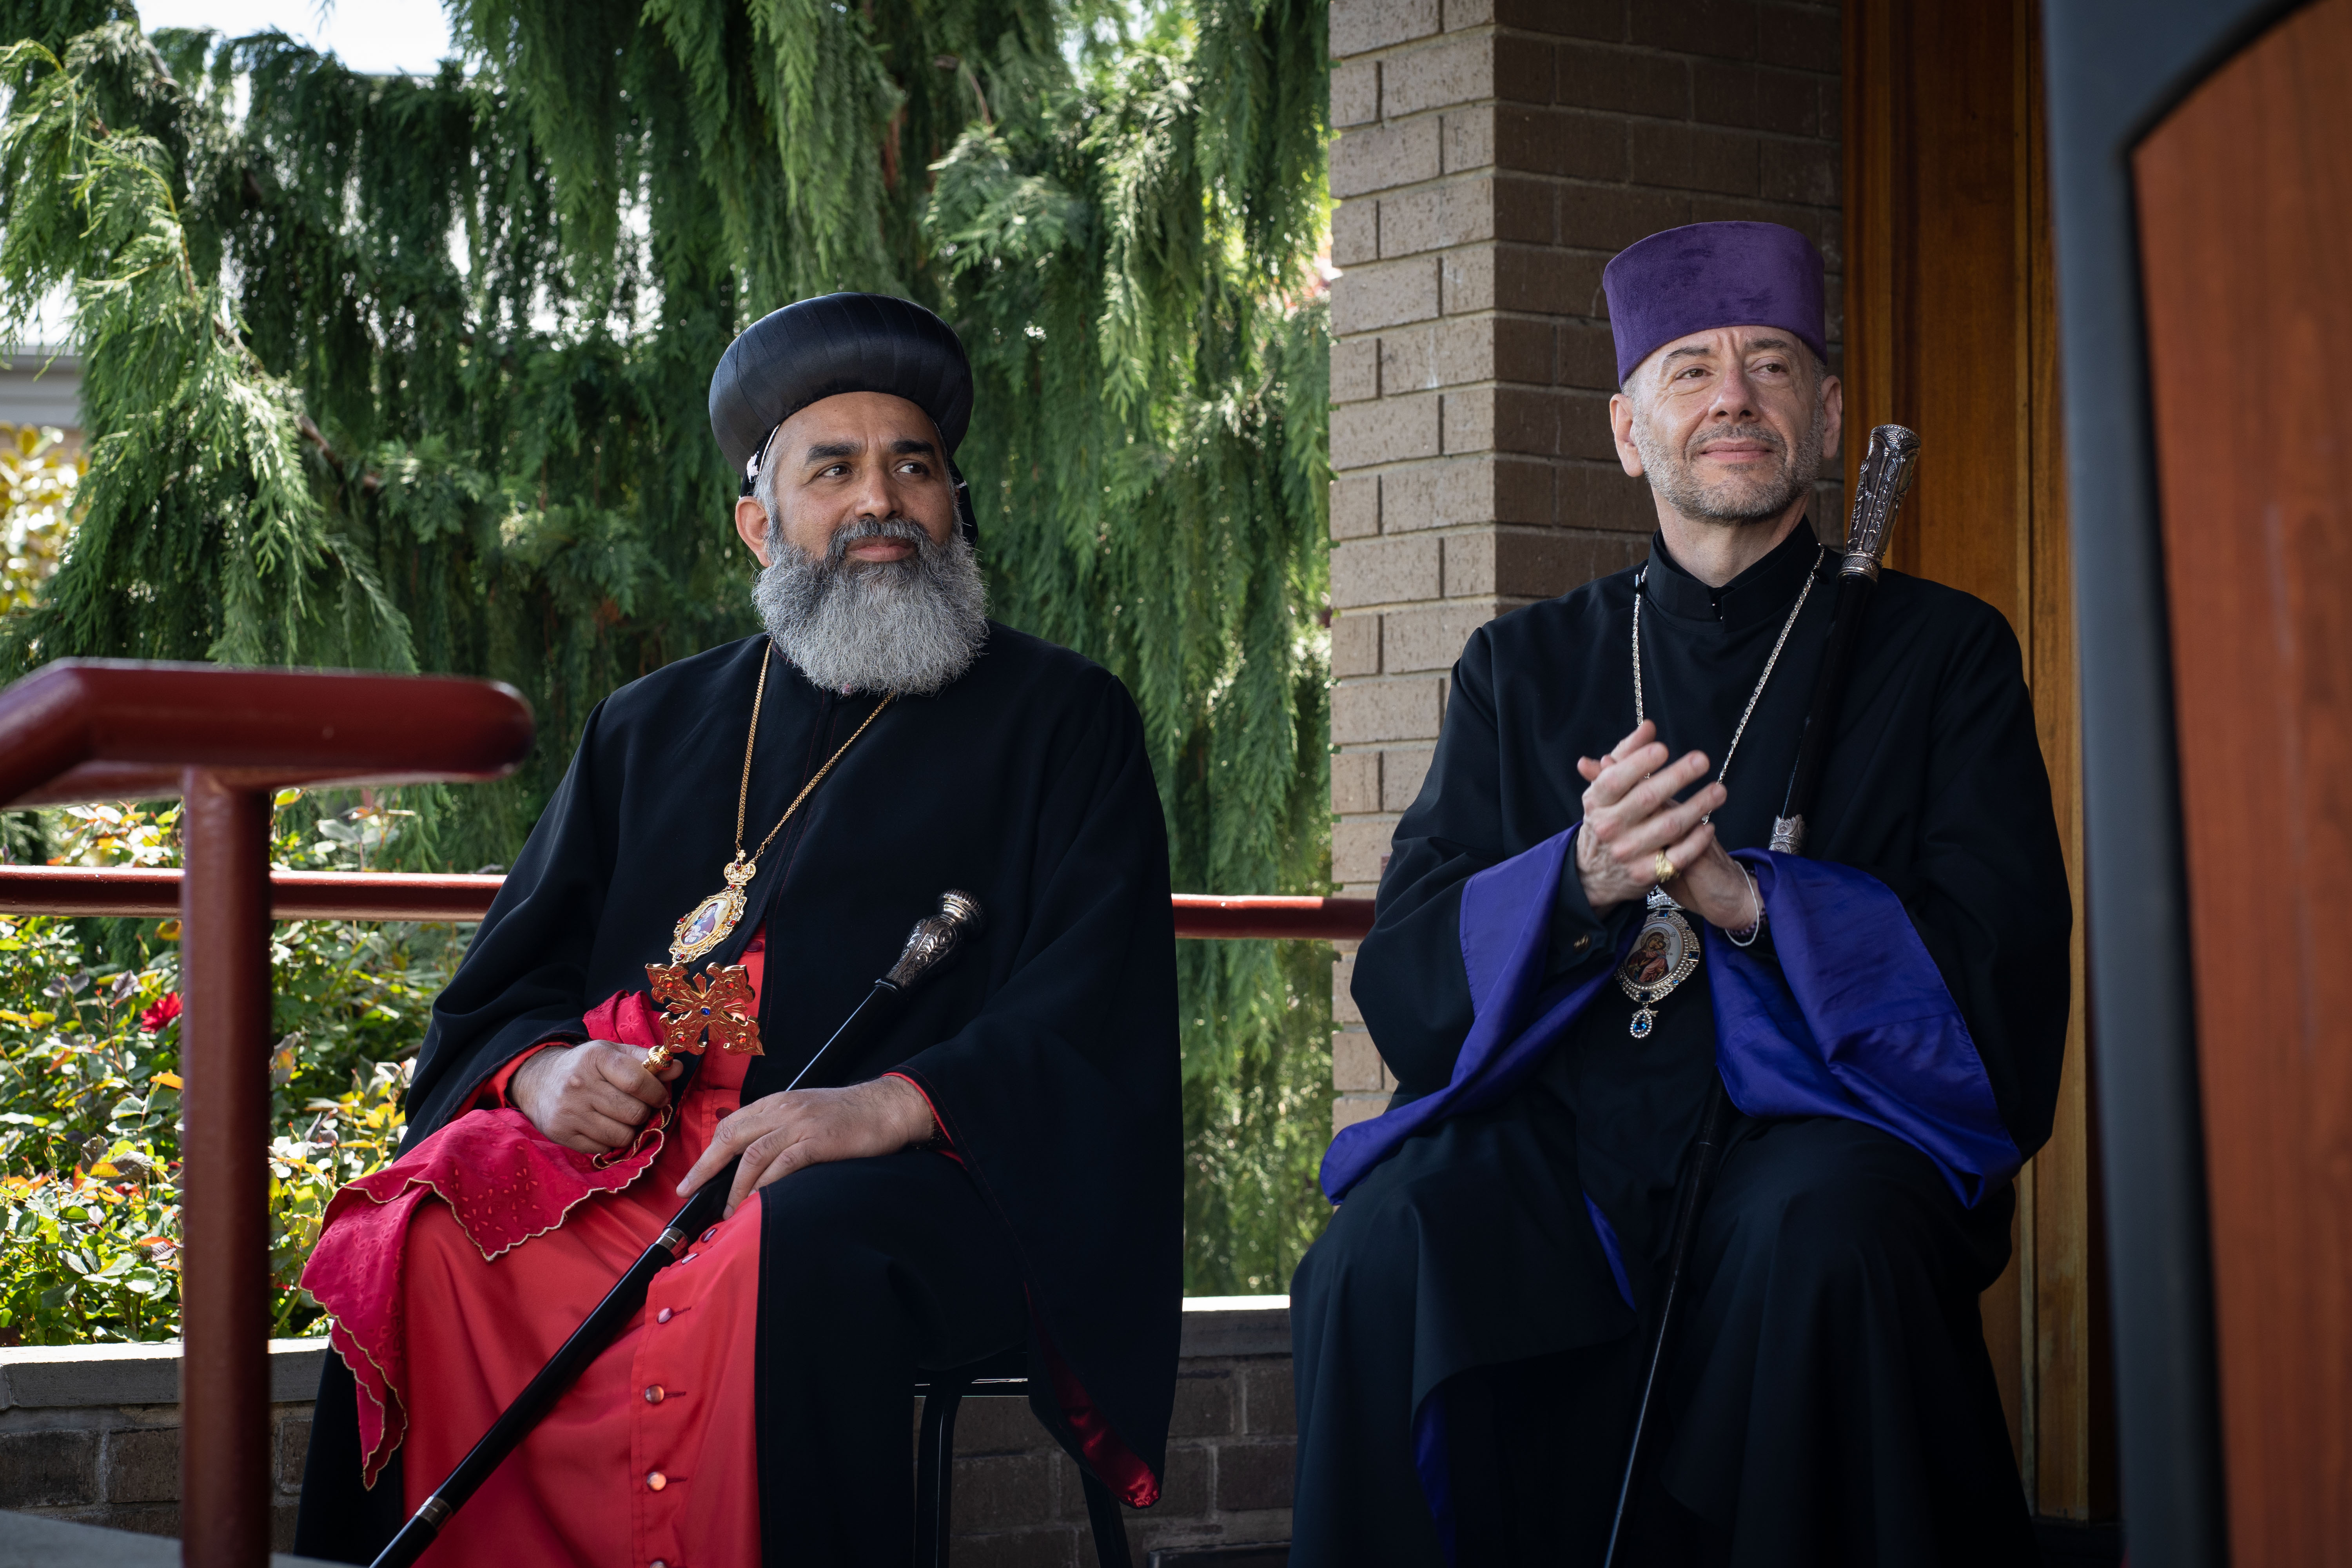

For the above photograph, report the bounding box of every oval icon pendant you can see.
[1618,890,1701,1041]
[670,858,757,964]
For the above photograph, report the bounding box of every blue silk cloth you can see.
[1319,826,2021,1213]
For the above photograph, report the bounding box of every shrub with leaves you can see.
[0,792,464,1345]
[0,421,81,612]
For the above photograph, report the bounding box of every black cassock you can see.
[1292,524,2069,1566]
[298,626,1180,1563]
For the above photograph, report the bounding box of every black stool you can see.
[915,1348,1134,1567]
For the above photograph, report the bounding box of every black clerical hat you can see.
[709,293,975,497]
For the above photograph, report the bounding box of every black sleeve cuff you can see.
[1545,849,1623,976]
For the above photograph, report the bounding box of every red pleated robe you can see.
[303,939,774,1568]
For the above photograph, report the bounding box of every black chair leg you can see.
[1078,1468,1132,1568]
[915,1376,967,1568]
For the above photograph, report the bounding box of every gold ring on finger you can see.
[1653,850,1677,885]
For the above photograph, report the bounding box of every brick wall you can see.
[1,1396,310,1545]
[1327,0,1844,1129]
[0,1308,1295,1566]
[942,1344,1295,1566]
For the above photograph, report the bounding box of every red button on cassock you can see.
[644,1385,665,1404]
[646,1470,667,1491]
[655,1307,672,1323]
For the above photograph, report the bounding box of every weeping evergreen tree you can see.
[0,0,1334,1292]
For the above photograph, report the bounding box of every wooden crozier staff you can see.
[1600,425,1922,1566]
[372,889,988,1568]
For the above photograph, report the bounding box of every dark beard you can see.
[751,516,987,695]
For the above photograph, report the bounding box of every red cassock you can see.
[305,936,800,1566]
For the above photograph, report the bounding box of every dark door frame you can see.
[2040,2,2311,1563]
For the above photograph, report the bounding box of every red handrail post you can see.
[176,772,275,1566]
[0,659,536,1565]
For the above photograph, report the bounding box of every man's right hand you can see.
[510,1040,683,1155]
[1573,719,1747,925]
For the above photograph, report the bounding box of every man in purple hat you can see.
[1288,223,2068,1564]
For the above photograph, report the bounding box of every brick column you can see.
[1326,0,1843,1131]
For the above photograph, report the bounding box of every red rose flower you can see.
[139,993,183,1033]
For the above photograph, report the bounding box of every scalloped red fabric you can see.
[301,982,687,1485]
[302,924,1157,1555]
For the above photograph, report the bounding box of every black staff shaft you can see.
[1600,1086,1731,1566]
[1773,570,1874,843]
[372,892,985,1568]
[371,1157,741,1568]
[1600,426,1919,1567]
[1774,423,1920,855]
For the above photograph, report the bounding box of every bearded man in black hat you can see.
[1290,223,2070,1566]
[295,294,1180,1567]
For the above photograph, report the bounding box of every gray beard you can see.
[1632,405,1826,527]
[751,516,988,695]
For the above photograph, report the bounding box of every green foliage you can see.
[0,26,368,668]
[0,796,463,1344]
[0,423,81,610]
[922,7,1335,1293]
[0,913,189,1343]
[1182,937,1334,1294]
[0,0,1336,1299]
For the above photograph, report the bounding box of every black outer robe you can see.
[1291,523,2071,1565]
[299,626,1181,1552]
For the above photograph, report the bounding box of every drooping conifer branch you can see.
[0,25,407,670]
[0,0,1331,1290]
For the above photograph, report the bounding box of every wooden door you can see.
[1844,0,2111,1519]
[2136,0,2352,1553]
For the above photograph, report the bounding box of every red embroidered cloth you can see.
[302,928,1155,1566]
[302,984,688,1484]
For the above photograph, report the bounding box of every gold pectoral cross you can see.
[642,962,764,1069]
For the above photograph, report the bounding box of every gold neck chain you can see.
[730,641,894,877]
[662,643,895,970]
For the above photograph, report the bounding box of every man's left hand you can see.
[677,1075,936,1218]
[1575,728,1761,933]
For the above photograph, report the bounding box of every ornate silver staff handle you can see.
[1836,423,1923,581]
[876,889,987,996]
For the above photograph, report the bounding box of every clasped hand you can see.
[510,1039,682,1155]
[1574,719,1759,932]
[512,1042,937,1220]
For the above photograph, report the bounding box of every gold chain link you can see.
[732,642,895,869]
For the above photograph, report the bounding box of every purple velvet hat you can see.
[1602,221,1828,386]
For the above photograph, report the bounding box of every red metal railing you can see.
[0,865,507,921]
[0,866,1375,939]
[0,660,1372,1564]
[1167,892,1374,941]
[0,661,535,1568]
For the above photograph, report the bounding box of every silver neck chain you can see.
[1632,546,1822,820]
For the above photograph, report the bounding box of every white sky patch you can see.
[137,0,457,76]
[5,288,76,352]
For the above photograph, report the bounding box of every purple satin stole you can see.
[1320,826,2018,1207]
